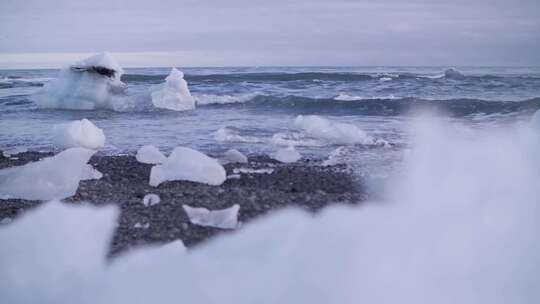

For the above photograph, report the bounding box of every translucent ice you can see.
[32,52,127,110]
[294,115,387,145]
[53,119,106,150]
[272,146,301,163]
[136,145,166,164]
[223,149,248,164]
[182,204,240,229]
[150,68,195,111]
[142,194,161,206]
[0,148,95,200]
[149,147,226,186]
[81,164,103,180]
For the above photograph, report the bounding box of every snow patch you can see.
[182,204,240,229]
[53,119,106,150]
[149,147,226,186]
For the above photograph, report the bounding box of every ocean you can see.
[1,66,540,194]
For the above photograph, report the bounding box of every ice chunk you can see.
[81,164,103,180]
[149,147,226,186]
[294,115,387,146]
[136,145,166,164]
[134,222,150,229]
[444,68,465,79]
[32,52,127,110]
[2,146,28,157]
[0,148,95,200]
[223,149,248,164]
[150,68,195,111]
[53,119,106,150]
[272,146,301,163]
[142,194,161,206]
[182,204,240,229]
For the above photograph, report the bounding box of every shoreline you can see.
[0,151,363,256]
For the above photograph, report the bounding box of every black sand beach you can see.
[0,151,363,256]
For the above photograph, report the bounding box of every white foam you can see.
[182,204,240,229]
[53,119,106,150]
[150,68,195,111]
[149,147,226,186]
[32,53,128,110]
[2,146,28,157]
[214,127,263,143]
[294,115,388,146]
[223,149,248,164]
[136,145,166,164]
[194,93,255,105]
[0,148,95,200]
[444,68,465,79]
[271,146,301,163]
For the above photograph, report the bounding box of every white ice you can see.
[53,119,106,150]
[149,147,226,186]
[271,146,301,163]
[182,204,240,229]
[150,68,195,111]
[136,145,167,164]
[294,115,387,145]
[32,52,128,110]
[233,168,274,174]
[0,148,95,200]
[81,164,103,181]
[223,149,248,164]
[142,194,161,207]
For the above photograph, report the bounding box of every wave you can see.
[120,71,540,84]
[200,95,540,116]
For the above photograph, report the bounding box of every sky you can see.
[0,0,539,68]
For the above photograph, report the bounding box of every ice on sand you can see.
[182,204,240,229]
[294,115,388,146]
[142,194,161,206]
[150,68,195,111]
[223,149,248,164]
[149,147,226,186]
[0,148,95,200]
[53,119,106,150]
[32,52,127,110]
[136,145,167,164]
[81,164,103,180]
[272,146,301,163]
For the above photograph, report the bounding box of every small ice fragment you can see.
[134,222,150,229]
[81,164,103,180]
[224,149,248,164]
[53,119,106,150]
[227,174,241,179]
[136,145,166,164]
[2,147,28,157]
[182,204,240,229]
[0,218,12,225]
[0,148,95,200]
[142,194,161,206]
[272,146,301,163]
[233,168,274,174]
[150,68,195,111]
[149,147,226,186]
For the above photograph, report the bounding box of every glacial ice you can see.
[294,115,387,145]
[142,194,161,207]
[223,149,248,164]
[150,68,195,111]
[272,146,301,163]
[32,52,128,110]
[81,164,103,181]
[182,204,240,229]
[136,145,167,164]
[149,147,226,186]
[53,119,106,150]
[1,116,540,303]
[0,148,95,200]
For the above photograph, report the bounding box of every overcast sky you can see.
[0,0,539,68]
